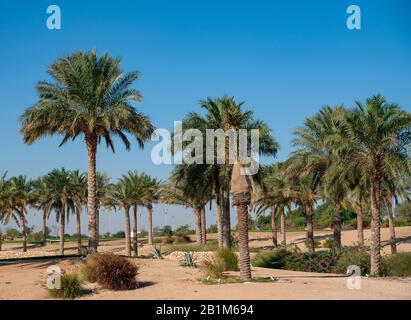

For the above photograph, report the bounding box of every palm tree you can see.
[69,170,87,254]
[20,50,155,254]
[0,174,15,251]
[9,176,32,252]
[45,168,71,255]
[178,96,278,249]
[105,178,134,256]
[339,95,411,275]
[31,177,53,245]
[231,161,253,280]
[95,172,111,245]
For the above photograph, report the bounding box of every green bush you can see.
[252,249,290,269]
[173,233,191,244]
[285,250,335,273]
[216,248,239,271]
[202,257,226,279]
[323,238,333,249]
[304,239,321,249]
[385,253,411,277]
[49,274,83,299]
[161,235,174,244]
[81,254,138,290]
[334,246,371,276]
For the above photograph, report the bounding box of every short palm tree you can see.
[31,177,53,244]
[20,50,155,254]
[69,170,87,253]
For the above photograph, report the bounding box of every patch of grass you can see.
[48,274,83,299]
[164,243,219,254]
[216,248,239,271]
[202,257,226,280]
[385,253,411,277]
[80,253,138,290]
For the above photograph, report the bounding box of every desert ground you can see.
[0,227,410,300]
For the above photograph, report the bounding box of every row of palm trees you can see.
[0,50,408,280]
[0,170,160,256]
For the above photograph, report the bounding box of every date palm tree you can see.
[0,174,16,251]
[105,178,134,256]
[339,95,411,274]
[45,168,71,255]
[20,50,155,254]
[95,172,111,245]
[8,176,32,252]
[69,170,87,254]
[31,177,53,245]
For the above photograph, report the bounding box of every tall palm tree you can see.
[69,170,87,254]
[31,177,53,245]
[45,168,71,255]
[9,176,32,252]
[105,178,134,256]
[178,96,278,248]
[20,50,155,254]
[339,95,411,275]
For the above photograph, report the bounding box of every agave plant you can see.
[152,245,163,259]
[181,252,197,268]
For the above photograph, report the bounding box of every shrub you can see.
[216,248,239,271]
[202,257,226,279]
[385,253,411,277]
[81,254,138,290]
[180,252,197,267]
[252,249,290,269]
[49,274,83,299]
[162,235,174,244]
[334,246,371,276]
[304,239,321,249]
[285,250,335,273]
[323,238,333,249]
[173,233,191,244]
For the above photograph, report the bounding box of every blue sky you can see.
[0,0,410,234]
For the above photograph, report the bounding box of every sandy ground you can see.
[0,227,410,300]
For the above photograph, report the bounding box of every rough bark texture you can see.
[133,205,138,256]
[124,206,131,257]
[214,173,223,247]
[76,206,81,254]
[305,204,315,253]
[147,204,153,245]
[201,206,207,244]
[194,207,203,244]
[86,136,98,254]
[356,201,364,246]
[233,193,252,280]
[59,206,65,255]
[271,205,278,247]
[42,210,48,245]
[333,202,342,250]
[222,187,231,248]
[370,169,381,275]
[20,210,27,253]
[280,206,286,247]
[385,199,397,254]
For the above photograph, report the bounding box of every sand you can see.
[0,227,410,300]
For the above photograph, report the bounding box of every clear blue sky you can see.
[0,0,410,234]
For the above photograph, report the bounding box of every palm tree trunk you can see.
[385,198,397,254]
[222,186,231,248]
[76,206,81,254]
[305,204,315,253]
[59,206,65,255]
[95,209,100,246]
[132,205,138,256]
[214,172,223,247]
[356,199,364,246]
[370,170,381,275]
[271,205,278,247]
[86,136,98,254]
[333,202,342,250]
[280,206,286,247]
[42,209,48,245]
[20,209,27,253]
[201,206,207,244]
[233,194,252,280]
[124,206,131,257]
[194,207,202,244]
[148,204,153,245]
